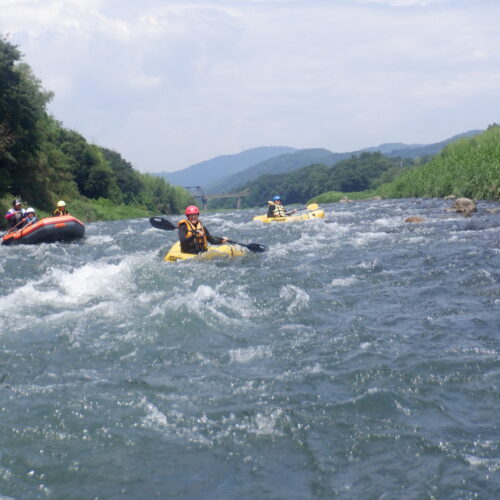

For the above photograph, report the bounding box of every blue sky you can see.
[1,0,499,173]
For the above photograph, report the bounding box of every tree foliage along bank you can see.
[0,35,192,228]
[374,124,500,201]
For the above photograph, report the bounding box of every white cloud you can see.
[1,0,499,172]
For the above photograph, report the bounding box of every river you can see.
[1,198,499,499]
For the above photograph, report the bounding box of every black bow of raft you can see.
[149,217,266,253]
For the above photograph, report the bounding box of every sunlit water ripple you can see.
[1,198,499,499]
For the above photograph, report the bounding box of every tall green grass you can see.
[377,125,500,200]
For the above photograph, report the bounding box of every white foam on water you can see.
[218,409,286,439]
[354,259,380,270]
[330,277,358,287]
[228,345,272,363]
[249,409,284,437]
[350,231,391,247]
[331,209,357,220]
[303,362,321,374]
[464,454,500,472]
[84,234,114,245]
[142,399,169,429]
[0,253,150,334]
[403,235,427,243]
[56,261,133,302]
[139,398,213,445]
[395,400,412,416]
[280,284,310,312]
[156,280,261,328]
[372,217,401,229]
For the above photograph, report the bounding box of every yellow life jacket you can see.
[53,208,68,216]
[267,201,287,217]
[178,218,208,251]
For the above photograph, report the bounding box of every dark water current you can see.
[1,198,499,499]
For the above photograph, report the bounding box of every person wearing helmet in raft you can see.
[267,195,297,218]
[25,207,38,225]
[178,205,229,254]
[53,200,69,216]
[5,199,27,229]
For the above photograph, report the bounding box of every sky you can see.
[1,0,499,173]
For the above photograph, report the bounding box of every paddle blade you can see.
[306,203,319,210]
[149,217,176,231]
[245,243,266,253]
[226,239,266,253]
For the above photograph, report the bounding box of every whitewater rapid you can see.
[1,198,499,499]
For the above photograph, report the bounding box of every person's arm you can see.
[7,210,24,225]
[205,227,227,245]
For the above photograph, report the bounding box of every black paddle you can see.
[149,217,266,253]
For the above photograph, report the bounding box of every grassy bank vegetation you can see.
[308,125,499,204]
[375,125,500,201]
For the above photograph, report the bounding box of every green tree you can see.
[0,36,53,200]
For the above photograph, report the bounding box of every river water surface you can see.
[1,198,499,499]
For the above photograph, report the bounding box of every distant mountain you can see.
[208,148,352,194]
[385,130,483,159]
[155,130,484,195]
[155,146,296,188]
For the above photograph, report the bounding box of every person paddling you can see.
[5,199,27,228]
[178,206,228,254]
[267,195,296,218]
[53,200,69,216]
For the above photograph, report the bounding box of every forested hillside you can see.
[0,35,191,227]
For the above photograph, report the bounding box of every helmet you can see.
[27,207,35,214]
[57,200,66,207]
[12,199,21,206]
[185,205,200,215]
[272,195,281,201]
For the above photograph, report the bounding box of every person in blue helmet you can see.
[266,195,296,218]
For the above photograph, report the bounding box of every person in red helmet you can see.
[178,205,228,254]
